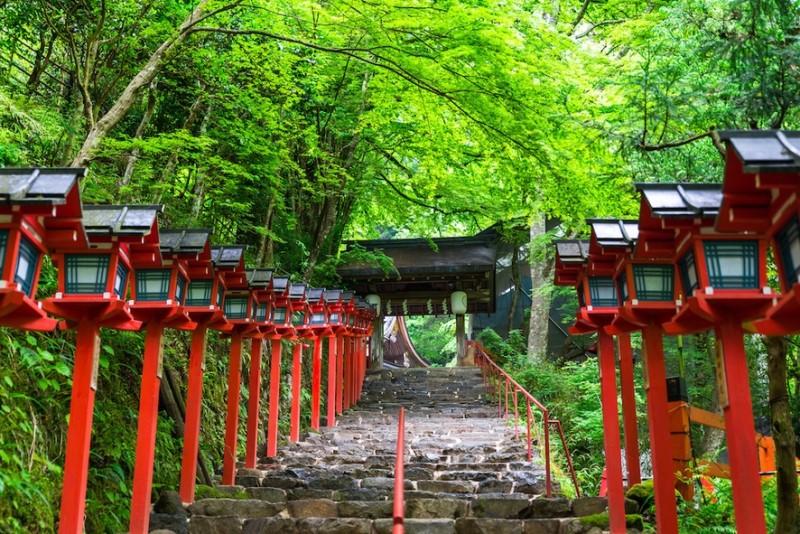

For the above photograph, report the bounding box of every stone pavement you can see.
[149,367,639,533]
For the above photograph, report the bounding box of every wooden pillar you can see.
[617,333,641,487]
[343,337,352,410]
[266,339,282,457]
[129,322,165,534]
[222,331,243,485]
[244,338,263,469]
[642,326,680,534]
[310,337,322,430]
[716,320,767,534]
[179,327,207,503]
[59,321,101,534]
[597,330,627,534]
[289,342,303,442]
[326,336,337,427]
[336,335,344,415]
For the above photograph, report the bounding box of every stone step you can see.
[162,367,634,533]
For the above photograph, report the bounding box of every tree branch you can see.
[637,128,726,158]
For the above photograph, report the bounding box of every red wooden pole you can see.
[716,320,767,534]
[617,332,642,487]
[343,337,351,410]
[244,337,263,469]
[597,330,627,534]
[336,335,344,414]
[222,331,243,485]
[310,337,322,430]
[359,338,365,400]
[289,342,303,442]
[266,338,282,457]
[543,408,552,498]
[326,336,337,427]
[129,322,165,534]
[642,326,679,534]
[392,407,405,534]
[58,320,101,534]
[179,327,207,503]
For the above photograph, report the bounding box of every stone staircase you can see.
[150,367,637,533]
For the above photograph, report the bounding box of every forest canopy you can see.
[1,0,799,531]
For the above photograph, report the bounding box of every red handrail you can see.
[470,341,581,497]
[392,407,405,534]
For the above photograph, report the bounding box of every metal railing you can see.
[471,341,581,497]
[392,407,405,534]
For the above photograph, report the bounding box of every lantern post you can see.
[177,241,235,503]
[637,182,774,534]
[338,291,355,414]
[0,168,85,331]
[266,276,291,457]
[243,268,273,469]
[587,219,679,534]
[712,130,800,533]
[586,220,642,490]
[127,228,202,533]
[44,204,163,534]
[305,288,328,430]
[554,239,627,534]
[214,245,252,486]
[288,283,310,442]
[323,289,345,427]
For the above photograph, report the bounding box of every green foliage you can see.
[405,316,456,367]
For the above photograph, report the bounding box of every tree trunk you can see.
[527,212,553,362]
[699,334,725,455]
[764,335,799,534]
[121,79,158,188]
[507,245,520,333]
[71,1,213,167]
[256,196,276,267]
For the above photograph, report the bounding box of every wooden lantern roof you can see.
[168,229,214,279]
[82,205,163,242]
[716,130,800,233]
[211,245,247,290]
[635,183,722,259]
[0,168,84,208]
[161,229,213,257]
[306,288,324,305]
[587,219,638,277]
[554,240,589,287]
